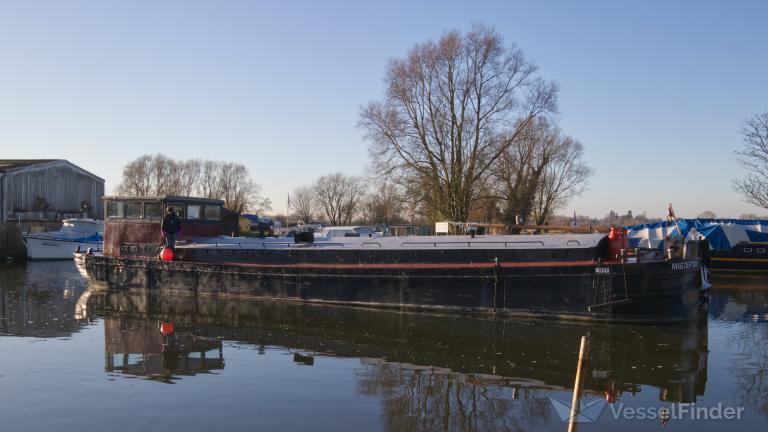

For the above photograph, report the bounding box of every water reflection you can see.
[709,275,768,418]
[5,263,768,431]
[710,274,768,322]
[0,262,89,337]
[80,287,708,410]
[104,318,224,383]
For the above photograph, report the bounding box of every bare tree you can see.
[360,24,558,222]
[697,210,716,219]
[531,134,592,225]
[358,182,405,226]
[199,159,223,199]
[289,185,317,223]
[175,159,202,196]
[117,155,154,196]
[117,154,182,196]
[489,118,591,226]
[116,154,268,214]
[315,173,364,226]
[149,154,177,196]
[217,162,270,214]
[491,118,559,226]
[734,110,768,210]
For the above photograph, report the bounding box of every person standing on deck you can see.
[161,207,182,253]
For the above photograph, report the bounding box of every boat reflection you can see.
[710,274,768,322]
[80,287,708,405]
[0,262,90,337]
[103,317,223,383]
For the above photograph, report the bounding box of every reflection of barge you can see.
[103,318,223,382]
[82,288,708,403]
[84,196,710,322]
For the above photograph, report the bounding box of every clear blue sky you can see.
[1,0,766,218]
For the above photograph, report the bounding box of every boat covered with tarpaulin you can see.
[626,219,768,272]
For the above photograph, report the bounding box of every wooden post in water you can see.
[568,335,590,432]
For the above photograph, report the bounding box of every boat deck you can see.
[180,233,606,251]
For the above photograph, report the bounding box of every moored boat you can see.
[83,196,710,322]
[627,219,768,273]
[22,218,103,260]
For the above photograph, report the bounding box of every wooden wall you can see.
[1,162,104,221]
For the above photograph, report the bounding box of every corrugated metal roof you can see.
[0,159,103,182]
[0,159,59,172]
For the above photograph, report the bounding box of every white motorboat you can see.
[22,219,103,260]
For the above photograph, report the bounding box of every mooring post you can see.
[568,335,590,432]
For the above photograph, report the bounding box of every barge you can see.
[83,196,710,322]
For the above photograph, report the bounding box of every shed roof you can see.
[0,159,104,181]
[104,195,225,205]
[0,159,58,172]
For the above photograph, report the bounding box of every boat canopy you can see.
[626,219,768,251]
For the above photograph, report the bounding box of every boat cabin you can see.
[102,196,227,256]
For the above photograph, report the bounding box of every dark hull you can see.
[710,256,768,273]
[709,243,768,273]
[84,254,707,322]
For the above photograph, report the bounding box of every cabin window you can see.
[187,205,201,220]
[106,201,124,218]
[744,248,753,253]
[204,205,221,220]
[126,202,143,218]
[758,248,766,253]
[145,202,163,218]
[167,203,185,219]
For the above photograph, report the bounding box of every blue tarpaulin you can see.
[625,219,768,251]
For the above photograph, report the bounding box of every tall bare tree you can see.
[491,118,558,225]
[490,118,591,226]
[734,110,768,210]
[315,173,364,225]
[360,24,558,222]
[289,185,317,223]
[531,134,592,225]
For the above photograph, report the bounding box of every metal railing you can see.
[400,240,546,248]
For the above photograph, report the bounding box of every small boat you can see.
[22,218,103,260]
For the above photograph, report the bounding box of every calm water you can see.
[1,262,767,431]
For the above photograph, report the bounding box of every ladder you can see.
[588,267,631,311]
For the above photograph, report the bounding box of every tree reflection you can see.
[356,361,551,432]
[731,321,768,416]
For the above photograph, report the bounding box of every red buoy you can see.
[160,322,175,336]
[160,247,174,261]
